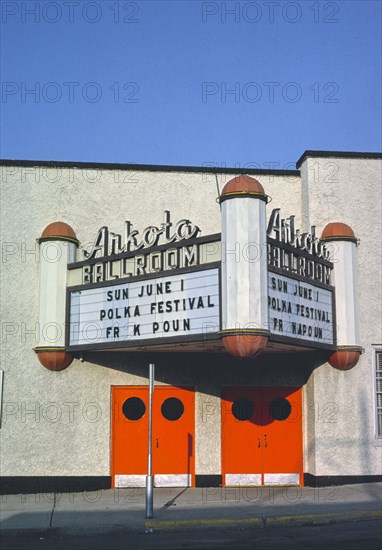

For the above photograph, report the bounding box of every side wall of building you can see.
[300,156,382,477]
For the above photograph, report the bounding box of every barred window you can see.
[375,348,382,438]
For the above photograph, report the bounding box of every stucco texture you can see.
[0,159,381,480]
[301,157,382,476]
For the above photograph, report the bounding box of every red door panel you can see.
[222,387,303,486]
[111,386,195,487]
[154,389,194,477]
[112,387,149,477]
[261,387,303,484]
[222,388,263,485]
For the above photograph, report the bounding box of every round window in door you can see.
[161,397,184,421]
[269,397,291,421]
[232,398,254,421]
[122,397,146,421]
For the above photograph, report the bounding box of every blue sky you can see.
[1,0,381,167]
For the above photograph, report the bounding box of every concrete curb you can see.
[145,509,382,531]
[2,509,381,538]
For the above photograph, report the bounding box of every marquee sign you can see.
[266,209,335,347]
[68,266,220,349]
[78,211,206,285]
[66,207,335,352]
[84,210,201,258]
[268,272,334,345]
[267,209,332,285]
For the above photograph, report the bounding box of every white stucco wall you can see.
[300,156,382,476]
[0,164,302,477]
[0,157,380,480]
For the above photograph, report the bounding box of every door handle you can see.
[156,438,159,448]
[264,434,267,448]
[258,438,261,448]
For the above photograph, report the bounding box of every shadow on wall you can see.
[80,349,330,398]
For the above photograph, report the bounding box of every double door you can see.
[222,387,303,486]
[112,386,195,487]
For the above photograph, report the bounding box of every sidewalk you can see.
[1,483,381,537]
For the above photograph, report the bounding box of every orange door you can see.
[112,386,149,488]
[222,387,263,486]
[261,387,303,485]
[222,387,303,486]
[111,386,195,488]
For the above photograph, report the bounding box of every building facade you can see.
[0,150,381,493]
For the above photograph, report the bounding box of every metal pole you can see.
[146,362,155,519]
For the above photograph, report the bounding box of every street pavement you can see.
[1,482,381,542]
[2,520,382,549]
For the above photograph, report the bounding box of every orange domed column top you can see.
[38,221,79,246]
[35,221,78,371]
[320,222,358,244]
[219,175,268,203]
[321,222,361,370]
[219,176,270,359]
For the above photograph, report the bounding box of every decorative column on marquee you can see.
[34,222,79,371]
[321,222,362,370]
[219,175,270,358]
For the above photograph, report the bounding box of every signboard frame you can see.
[64,220,337,353]
[65,262,222,352]
[67,232,221,286]
[267,265,337,351]
[266,233,336,350]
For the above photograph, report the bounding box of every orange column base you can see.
[328,349,361,370]
[222,333,269,359]
[35,349,74,371]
